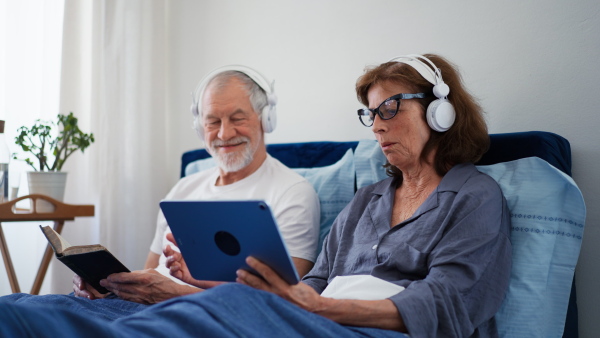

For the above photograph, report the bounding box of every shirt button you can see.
[372,244,378,250]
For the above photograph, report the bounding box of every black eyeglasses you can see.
[357,93,430,127]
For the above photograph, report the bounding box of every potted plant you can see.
[12,112,94,211]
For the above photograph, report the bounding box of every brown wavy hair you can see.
[355,53,489,178]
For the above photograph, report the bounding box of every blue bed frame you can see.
[181,131,578,337]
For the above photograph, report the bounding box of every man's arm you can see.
[272,180,321,271]
[144,252,160,269]
[98,269,202,304]
[291,257,313,279]
[74,260,204,304]
[74,251,162,300]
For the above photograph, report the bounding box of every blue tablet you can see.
[159,200,299,285]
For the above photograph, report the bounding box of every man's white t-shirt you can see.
[150,155,320,282]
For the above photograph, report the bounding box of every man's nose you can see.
[218,121,236,140]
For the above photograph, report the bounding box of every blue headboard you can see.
[180,130,577,337]
[181,131,571,177]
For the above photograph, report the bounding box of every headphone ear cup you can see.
[193,115,205,139]
[426,99,456,132]
[261,105,276,133]
[260,93,277,133]
[191,102,205,139]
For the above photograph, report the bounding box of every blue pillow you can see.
[478,158,585,337]
[294,149,355,251]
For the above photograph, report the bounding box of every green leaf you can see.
[13,112,95,171]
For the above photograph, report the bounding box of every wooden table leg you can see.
[0,223,21,293]
[30,221,65,295]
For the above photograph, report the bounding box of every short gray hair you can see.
[202,71,267,116]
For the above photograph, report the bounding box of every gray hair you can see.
[202,71,268,116]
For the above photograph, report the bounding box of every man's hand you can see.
[98,269,196,304]
[73,274,108,300]
[164,233,225,289]
[236,256,325,313]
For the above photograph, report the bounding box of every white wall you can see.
[166,1,600,336]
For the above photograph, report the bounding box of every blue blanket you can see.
[0,284,407,338]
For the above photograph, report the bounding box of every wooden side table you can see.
[0,194,94,294]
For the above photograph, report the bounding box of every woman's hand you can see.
[236,256,325,313]
[164,233,225,289]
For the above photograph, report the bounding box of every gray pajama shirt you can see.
[303,163,512,338]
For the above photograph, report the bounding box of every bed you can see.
[182,131,585,338]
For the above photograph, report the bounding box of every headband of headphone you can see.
[190,65,277,139]
[386,54,455,132]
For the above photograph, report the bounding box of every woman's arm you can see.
[315,297,406,332]
[237,257,407,332]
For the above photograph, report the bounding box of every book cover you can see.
[39,225,130,294]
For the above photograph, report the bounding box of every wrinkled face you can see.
[368,81,431,171]
[201,78,264,173]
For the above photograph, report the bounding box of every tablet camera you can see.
[214,231,241,256]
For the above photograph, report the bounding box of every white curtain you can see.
[49,0,172,293]
[0,0,65,296]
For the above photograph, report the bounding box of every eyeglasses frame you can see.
[357,92,430,127]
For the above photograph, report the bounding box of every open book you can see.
[39,225,130,294]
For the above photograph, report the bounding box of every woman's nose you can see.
[371,114,387,134]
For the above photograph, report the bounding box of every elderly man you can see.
[2,66,320,315]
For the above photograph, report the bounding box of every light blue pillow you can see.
[184,150,356,253]
[478,157,585,338]
[185,157,216,176]
[353,141,586,337]
[294,149,355,251]
[354,139,387,189]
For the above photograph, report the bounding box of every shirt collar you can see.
[369,163,477,223]
[370,162,476,196]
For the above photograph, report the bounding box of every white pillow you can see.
[321,275,405,300]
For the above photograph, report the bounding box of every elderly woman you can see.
[234,54,512,337]
[0,54,511,338]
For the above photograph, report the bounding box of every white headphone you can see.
[387,54,456,132]
[190,65,277,139]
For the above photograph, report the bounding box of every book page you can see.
[40,225,72,254]
[63,244,107,256]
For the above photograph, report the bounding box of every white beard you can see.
[209,136,257,173]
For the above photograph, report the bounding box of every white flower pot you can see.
[27,171,68,213]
